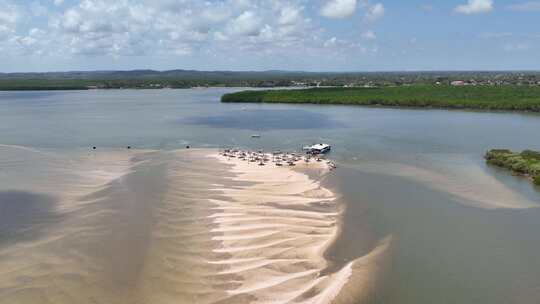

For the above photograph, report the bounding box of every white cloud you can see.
[324,36,338,47]
[455,0,494,14]
[214,31,229,41]
[361,30,376,40]
[53,0,64,5]
[226,11,261,36]
[61,9,82,32]
[278,5,302,25]
[0,0,372,63]
[0,4,18,25]
[0,1,19,40]
[201,5,232,23]
[507,1,540,11]
[364,3,384,22]
[320,0,357,19]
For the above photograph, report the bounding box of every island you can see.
[221,86,540,112]
[485,149,540,185]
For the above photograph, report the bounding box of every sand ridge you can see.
[196,151,387,304]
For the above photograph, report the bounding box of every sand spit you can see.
[0,147,389,304]
[192,151,390,304]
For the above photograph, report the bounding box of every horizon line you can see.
[2,69,540,75]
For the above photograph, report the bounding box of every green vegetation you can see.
[221,86,540,112]
[1,70,539,91]
[0,79,93,90]
[485,149,540,185]
[0,78,231,90]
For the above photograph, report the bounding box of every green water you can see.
[1,89,540,303]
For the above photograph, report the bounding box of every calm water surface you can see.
[1,88,540,303]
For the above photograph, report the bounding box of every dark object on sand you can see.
[186,145,190,149]
[92,146,96,150]
[127,146,131,149]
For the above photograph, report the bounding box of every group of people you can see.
[219,148,337,170]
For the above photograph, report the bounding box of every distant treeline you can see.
[485,149,540,185]
[0,78,286,90]
[1,69,539,91]
[221,86,540,112]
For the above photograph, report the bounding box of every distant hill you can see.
[0,69,319,80]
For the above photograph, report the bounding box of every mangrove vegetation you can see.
[485,149,540,185]
[221,86,540,112]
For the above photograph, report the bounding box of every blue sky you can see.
[0,0,538,72]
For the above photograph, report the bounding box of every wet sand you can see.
[0,147,390,304]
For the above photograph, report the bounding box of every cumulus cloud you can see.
[455,0,494,14]
[507,1,540,11]
[278,5,303,25]
[0,0,376,63]
[320,0,357,18]
[226,11,261,36]
[364,3,384,22]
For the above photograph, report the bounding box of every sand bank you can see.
[0,147,389,304]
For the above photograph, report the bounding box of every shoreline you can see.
[210,149,391,303]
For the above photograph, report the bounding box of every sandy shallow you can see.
[354,160,539,210]
[0,147,390,304]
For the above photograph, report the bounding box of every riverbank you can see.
[221,86,540,112]
[485,149,540,185]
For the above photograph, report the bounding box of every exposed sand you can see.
[192,152,392,304]
[0,147,390,304]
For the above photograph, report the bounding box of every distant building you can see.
[451,80,466,86]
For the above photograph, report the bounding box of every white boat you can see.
[251,134,261,138]
[303,143,331,154]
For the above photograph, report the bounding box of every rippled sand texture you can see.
[137,151,356,304]
[207,153,341,303]
[0,147,389,304]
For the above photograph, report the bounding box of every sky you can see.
[0,0,538,72]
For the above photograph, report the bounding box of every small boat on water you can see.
[303,143,331,154]
[251,134,261,138]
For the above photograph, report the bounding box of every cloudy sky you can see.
[0,0,538,72]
